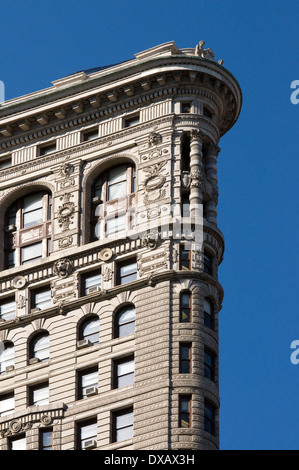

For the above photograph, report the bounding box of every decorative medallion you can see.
[99,248,113,262]
[12,276,27,289]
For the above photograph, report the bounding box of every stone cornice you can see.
[0,55,241,147]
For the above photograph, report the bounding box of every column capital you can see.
[190,128,203,142]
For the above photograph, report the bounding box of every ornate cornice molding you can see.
[0,403,66,438]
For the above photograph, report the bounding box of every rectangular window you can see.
[117,259,137,285]
[39,429,53,450]
[204,401,216,436]
[78,367,98,399]
[23,193,43,228]
[0,299,16,321]
[0,156,12,169]
[179,395,191,428]
[124,114,139,128]
[21,242,43,264]
[82,128,99,142]
[82,271,102,295]
[108,166,127,200]
[39,142,57,156]
[106,214,126,238]
[181,193,190,218]
[204,299,214,330]
[114,356,134,389]
[204,350,216,382]
[179,343,192,374]
[180,292,191,323]
[29,382,49,406]
[32,287,51,311]
[181,102,192,113]
[203,252,213,275]
[180,247,191,271]
[112,408,133,442]
[9,435,26,450]
[0,393,14,417]
[77,419,97,450]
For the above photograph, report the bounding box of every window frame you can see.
[179,291,192,323]
[77,366,98,400]
[114,305,136,339]
[0,392,15,417]
[76,418,98,450]
[204,400,216,436]
[91,164,136,242]
[31,286,52,311]
[116,258,137,286]
[179,246,192,271]
[39,428,53,451]
[204,349,216,382]
[0,297,16,321]
[0,341,14,374]
[179,395,192,428]
[78,316,100,346]
[179,343,192,374]
[204,298,215,330]
[29,331,50,363]
[112,407,134,443]
[113,355,135,389]
[4,191,52,269]
[28,381,49,406]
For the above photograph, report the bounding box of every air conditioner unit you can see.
[86,386,98,397]
[87,286,101,294]
[77,339,92,349]
[5,365,15,372]
[83,439,97,450]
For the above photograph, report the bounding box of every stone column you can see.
[189,129,204,251]
[205,143,220,225]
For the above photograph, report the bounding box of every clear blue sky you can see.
[1,0,298,450]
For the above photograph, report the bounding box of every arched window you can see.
[79,316,100,346]
[204,298,214,330]
[180,291,192,323]
[0,341,14,374]
[115,305,136,339]
[91,164,136,242]
[4,191,52,269]
[29,331,50,363]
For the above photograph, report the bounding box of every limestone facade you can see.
[0,41,241,450]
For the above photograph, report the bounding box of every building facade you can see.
[0,41,241,450]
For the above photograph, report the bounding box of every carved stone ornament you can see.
[143,162,167,192]
[53,258,73,278]
[181,171,191,189]
[142,232,161,251]
[190,169,205,189]
[40,414,52,426]
[60,162,75,178]
[190,128,203,142]
[58,235,73,250]
[99,247,113,262]
[148,131,162,147]
[0,420,33,438]
[12,275,27,289]
[57,193,75,231]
